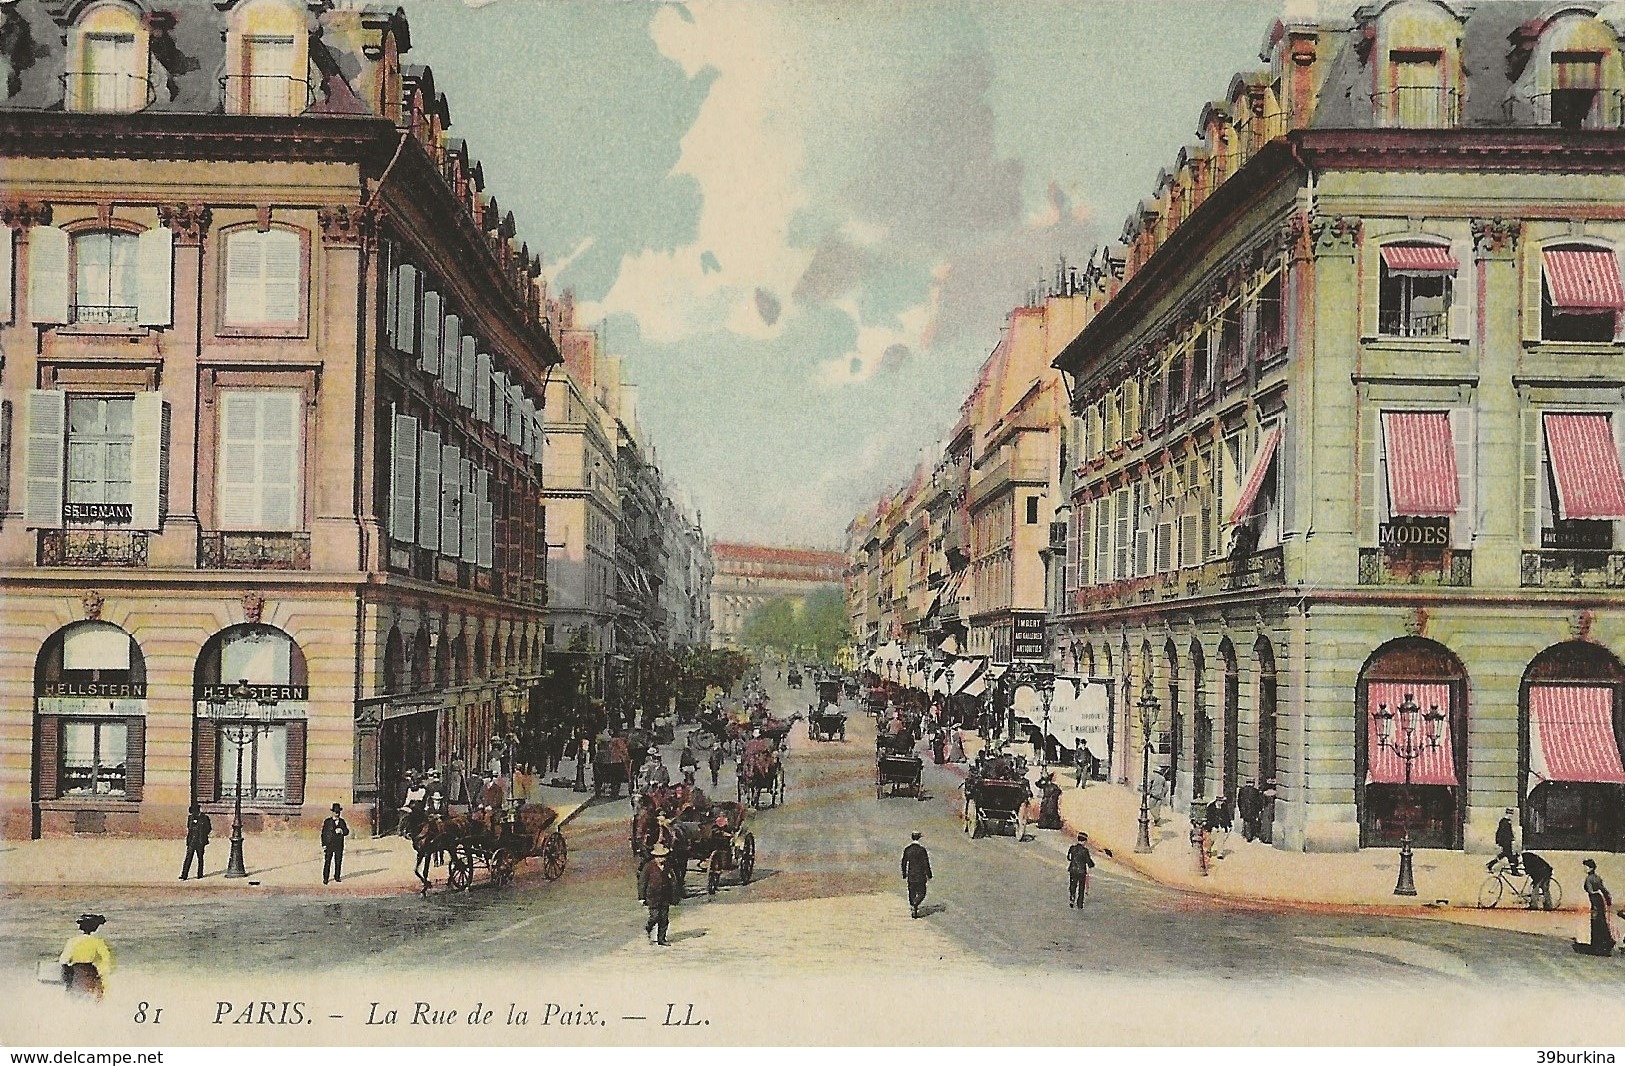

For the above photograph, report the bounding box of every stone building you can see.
[0,0,559,839]
[709,543,845,650]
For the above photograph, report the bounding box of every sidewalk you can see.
[0,778,591,898]
[949,732,1621,943]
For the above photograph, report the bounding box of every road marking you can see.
[1298,935,1475,979]
[481,913,546,942]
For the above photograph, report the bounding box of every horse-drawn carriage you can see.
[631,789,756,894]
[963,749,1032,838]
[408,802,568,893]
[786,668,803,689]
[809,704,847,742]
[875,732,923,798]
[738,738,786,809]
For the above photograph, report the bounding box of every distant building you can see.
[710,544,845,649]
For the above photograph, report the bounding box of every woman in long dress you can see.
[946,728,967,763]
[1575,859,1615,957]
[59,913,113,1001]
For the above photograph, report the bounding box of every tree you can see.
[739,588,851,665]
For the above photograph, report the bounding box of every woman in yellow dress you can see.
[59,913,114,1001]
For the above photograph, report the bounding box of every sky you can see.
[406,0,1309,548]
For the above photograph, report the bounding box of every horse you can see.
[410,811,490,893]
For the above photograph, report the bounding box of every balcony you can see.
[1070,545,1286,612]
[199,531,312,570]
[1219,545,1285,591]
[38,529,148,567]
[1374,86,1461,129]
[968,455,1049,505]
[220,75,316,116]
[71,304,138,327]
[1378,310,1447,339]
[60,72,155,113]
[1359,548,1472,588]
[1520,550,1625,590]
[1506,90,1625,131]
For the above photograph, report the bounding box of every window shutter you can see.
[224,231,266,324]
[493,370,509,429]
[420,290,442,375]
[217,392,260,530]
[1094,496,1109,583]
[1451,407,1476,549]
[1522,243,1544,345]
[417,429,441,552]
[129,391,168,530]
[459,336,477,409]
[441,312,461,393]
[194,719,217,803]
[508,385,523,443]
[475,353,492,422]
[1357,407,1379,545]
[124,717,146,802]
[27,225,69,325]
[1359,239,1380,339]
[1277,417,1296,537]
[460,460,477,564]
[440,442,461,554]
[23,390,66,528]
[389,410,419,543]
[135,226,173,327]
[394,263,418,353]
[1156,520,1173,573]
[283,719,307,807]
[1521,409,1542,548]
[265,231,303,324]
[476,469,493,569]
[37,717,60,800]
[1448,237,1472,342]
[2,227,14,323]
[258,391,301,530]
[382,244,398,347]
[1180,513,1199,569]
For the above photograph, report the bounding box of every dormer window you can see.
[66,4,150,113]
[1386,50,1453,127]
[1550,52,1607,129]
[225,0,309,116]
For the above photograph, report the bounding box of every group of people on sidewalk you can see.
[175,800,349,885]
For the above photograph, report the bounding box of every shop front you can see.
[1355,638,1467,850]
[1520,641,1625,852]
[192,624,310,825]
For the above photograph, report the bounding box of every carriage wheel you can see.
[739,833,756,885]
[447,856,473,891]
[876,770,884,800]
[540,831,568,881]
[491,848,515,887]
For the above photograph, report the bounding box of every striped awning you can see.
[1542,249,1625,312]
[1366,682,1457,786]
[1528,685,1625,785]
[1381,244,1458,275]
[1229,425,1282,524]
[951,657,987,698]
[1544,413,1625,521]
[1382,411,1459,517]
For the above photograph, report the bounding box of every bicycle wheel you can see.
[1477,874,1504,909]
[1546,877,1563,910]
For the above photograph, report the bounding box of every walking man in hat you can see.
[901,831,932,918]
[179,803,212,880]
[639,844,674,946]
[322,802,350,884]
[1067,832,1096,908]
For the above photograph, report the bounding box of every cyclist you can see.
[1522,851,1555,910]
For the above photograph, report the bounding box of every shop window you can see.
[222,227,305,330]
[218,723,287,802]
[60,719,127,796]
[1379,244,1456,338]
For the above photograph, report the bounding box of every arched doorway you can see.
[411,628,430,691]
[1082,642,1096,677]
[1520,641,1625,852]
[1191,640,1210,802]
[33,621,148,837]
[382,626,406,696]
[1255,636,1279,844]
[1220,637,1240,801]
[193,624,311,810]
[1355,637,1468,850]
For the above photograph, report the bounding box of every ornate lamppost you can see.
[207,678,279,879]
[1135,675,1161,854]
[1370,690,1447,897]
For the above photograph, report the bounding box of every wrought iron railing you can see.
[59,72,155,113]
[1505,90,1625,131]
[219,74,315,116]
[1373,86,1461,128]
[1520,550,1625,589]
[38,529,148,567]
[1378,310,1448,339]
[1358,548,1473,587]
[199,531,312,570]
[71,304,138,326]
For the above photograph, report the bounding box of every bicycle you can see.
[1478,858,1563,910]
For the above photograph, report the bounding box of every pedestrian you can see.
[1067,832,1095,908]
[1522,851,1555,911]
[1259,777,1278,844]
[1037,772,1063,830]
[1205,795,1231,859]
[1074,742,1094,788]
[946,727,966,763]
[322,802,350,884]
[708,742,725,788]
[679,742,698,786]
[1148,767,1171,826]
[58,913,113,1002]
[574,732,590,793]
[1191,809,1211,875]
[179,802,212,880]
[1574,859,1616,957]
[639,844,674,946]
[1489,808,1520,872]
[1237,779,1262,841]
[901,830,932,918]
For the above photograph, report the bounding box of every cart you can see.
[809,706,847,741]
[876,744,923,799]
[442,804,569,890]
[963,777,1031,839]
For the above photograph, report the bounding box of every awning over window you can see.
[1228,425,1281,524]
[1542,249,1625,312]
[1382,411,1459,517]
[1366,682,1457,786]
[1528,685,1625,785]
[951,657,987,697]
[930,664,951,695]
[1544,413,1625,521]
[1380,244,1459,275]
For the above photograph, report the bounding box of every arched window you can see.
[193,624,310,806]
[221,226,306,330]
[35,621,147,802]
[1538,243,1623,344]
[1219,637,1240,801]
[1519,641,1625,851]
[1354,636,1467,850]
[66,2,150,113]
[71,229,139,324]
[382,626,406,696]
[1191,640,1210,801]
[1378,241,1457,338]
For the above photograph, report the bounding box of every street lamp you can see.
[1135,675,1161,854]
[207,678,279,879]
[1371,690,1447,897]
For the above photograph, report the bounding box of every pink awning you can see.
[1366,682,1457,786]
[1381,244,1459,275]
[1544,413,1625,521]
[1228,426,1281,523]
[1542,250,1625,312]
[1528,685,1625,785]
[1382,412,1459,517]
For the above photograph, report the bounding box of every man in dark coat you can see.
[179,803,212,880]
[1236,779,1263,841]
[901,831,932,918]
[1067,831,1096,908]
[708,743,725,787]
[1489,809,1519,872]
[321,802,350,884]
[638,845,674,946]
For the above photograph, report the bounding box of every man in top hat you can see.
[59,913,113,1001]
[1490,808,1520,873]
[642,748,671,792]
[321,802,350,884]
[639,844,674,946]
[179,802,212,880]
[901,831,932,918]
[1067,832,1096,908]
